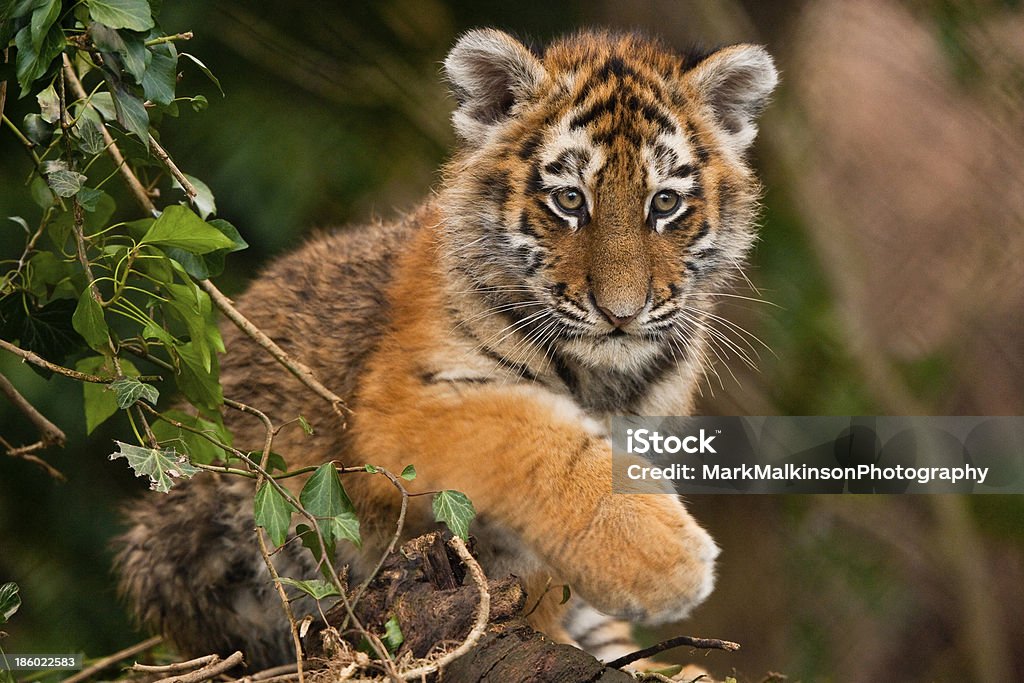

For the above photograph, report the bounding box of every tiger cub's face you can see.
[440,30,777,372]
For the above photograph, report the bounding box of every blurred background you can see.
[2,1,1022,680]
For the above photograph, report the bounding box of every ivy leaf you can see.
[15,23,65,98]
[298,415,313,435]
[91,21,150,83]
[74,107,108,155]
[29,0,60,51]
[109,82,149,140]
[0,582,20,625]
[254,481,297,547]
[173,341,223,411]
[152,409,231,465]
[179,52,223,96]
[0,295,86,375]
[76,186,107,212]
[87,0,154,32]
[277,578,340,601]
[46,169,88,198]
[300,463,359,553]
[326,511,361,549]
[110,376,159,409]
[382,615,404,654]
[142,42,177,106]
[364,464,378,473]
[165,218,247,280]
[400,464,416,481]
[110,441,200,493]
[23,112,53,145]
[141,205,236,254]
[432,490,476,541]
[36,83,59,123]
[172,173,216,219]
[78,355,140,433]
[88,91,118,122]
[72,289,109,350]
[560,585,572,605]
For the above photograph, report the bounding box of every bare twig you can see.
[62,634,163,683]
[605,635,740,670]
[0,338,158,383]
[150,650,244,683]
[0,438,65,480]
[0,373,66,447]
[145,32,194,47]
[203,281,351,421]
[346,466,409,618]
[396,535,490,680]
[149,133,197,198]
[131,653,219,673]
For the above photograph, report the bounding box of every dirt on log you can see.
[306,531,634,682]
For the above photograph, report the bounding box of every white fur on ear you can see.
[443,29,548,141]
[685,45,778,155]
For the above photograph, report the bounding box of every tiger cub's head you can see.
[439,29,777,373]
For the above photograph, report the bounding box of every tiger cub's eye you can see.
[554,187,585,213]
[652,190,681,215]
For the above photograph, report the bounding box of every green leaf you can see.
[152,409,231,464]
[46,169,87,197]
[0,582,21,624]
[173,340,223,411]
[298,415,313,435]
[141,205,236,254]
[296,523,326,566]
[77,355,139,434]
[172,173,215,219]
[364,464,378,473]
[254,481,296,547]
[164,281,215,371]
[0,295,85,374]
[29,0,59,52]
[432,490,476,541]
[109,82,149,140]
[189,94,208,112]
[142,43,177,106]
[88,91,118,121]
[560,585,571,605]
[90,21,149,82]
[36,83,59,123]
[23,112,54,145]
[87,0,154,31]
[74,107,107,155]
[400,464,417,481]
[76,186,106,212]
[30,174,56,208]
[15,23,64,98]
[72,289,109,350]
[110,376,159,409]
[277,577,340,601]
[382,615,404,654]
[110,441,200,493]
[326,511,361,548]
[300,463,359,551]
[25,250,72,301]
[180,52,223,95]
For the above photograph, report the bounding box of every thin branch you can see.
[0,338,159,383]
[151,651,245,683]
[63,635,163,683]
[145,32,194,47]
[0,437,66,481]
[149,133,197,198]
[0,373,66,447]
[605,635,741,670]
[204,281,351,421]
[396,536,490,680]
[61,54,158,216]
[131,653,218,673]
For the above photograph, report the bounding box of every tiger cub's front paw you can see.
[566,494,718,624]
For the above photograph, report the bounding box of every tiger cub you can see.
[116,29,777,668]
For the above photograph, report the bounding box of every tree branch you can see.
[0,338,159,383]
[0,373,66,447]
[63,635,164,683]
[204,281,351,421]
[605,635,740,670]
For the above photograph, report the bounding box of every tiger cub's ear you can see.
[684,44,778,156]
[443,29,547,141]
